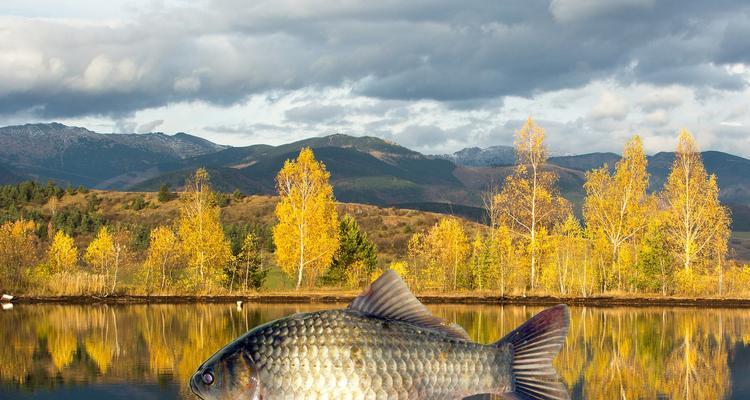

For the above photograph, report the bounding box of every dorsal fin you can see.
[348,270,471,341]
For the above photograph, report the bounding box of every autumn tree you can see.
[409,217,470,291]
[48,231,78,274]
[388,261,409,280]
[177,168,232,291]
[493,224,516,296]
[494,117,570,290]
[321,215,378,288]
[468,232,490,290]
[407,232,427,290]
[85,226,128,294]
[85,226,113,286]
[273,148,339,289]
[143,226,180,292]
[662,130,730,282]
[583,136,651,291]
[0,219,38,289]
[636,218,673,295]
[551,214,585,295]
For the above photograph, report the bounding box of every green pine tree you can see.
[321,215,378,287]
[157,184,174,202]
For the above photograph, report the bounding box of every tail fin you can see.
[494,304,570,400]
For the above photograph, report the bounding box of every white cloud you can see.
[588,91,629,121]
[1,1,750,158]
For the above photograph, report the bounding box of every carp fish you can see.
[190,270,570,400]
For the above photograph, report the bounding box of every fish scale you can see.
[190,270,570,400]
[243,309,510,400]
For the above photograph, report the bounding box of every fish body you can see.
[191,271,570,400]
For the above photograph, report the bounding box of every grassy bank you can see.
[10,292,750,307]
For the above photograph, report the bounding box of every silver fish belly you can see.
[246,309,513,399]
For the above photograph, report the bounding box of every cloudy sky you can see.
[1,0,750,156]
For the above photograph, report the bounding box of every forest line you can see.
[0,118,746,297]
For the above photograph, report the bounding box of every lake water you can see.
[1,303,749,399]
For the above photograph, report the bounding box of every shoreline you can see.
[9,294,750,307]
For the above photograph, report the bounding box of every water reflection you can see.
[1,303,750,399]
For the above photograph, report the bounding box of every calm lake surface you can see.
[1,303,749,399]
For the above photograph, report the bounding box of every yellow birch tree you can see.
[469,232,488,290]
[177,168,232,291]
[432,217,470,291]
[409,217,470,291]
[494,117,570,290]
[273,148,339,289]
[84,226,128,294]
[662,130,730,279]
[0,219,38,289]
[143,226,180,292]
[85,226,114,286]
[493,224,516,296]
[407,232,427,290]
[48,231,78,273]
[583,136,651,291]
[552,214,584,295]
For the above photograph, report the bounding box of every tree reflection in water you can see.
[1,304,748,399]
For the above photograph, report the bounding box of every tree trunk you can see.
[161,260,166,291]
[613,244,620,292]
[111,247,120,294]
[297,220,305,289]
[229,262,236,291]
[244,259,250,291]
[145,261,152,295]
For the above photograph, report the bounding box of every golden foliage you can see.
[84,226,129,294]
[583,136,651,291]
[662,130,730,276]
[494,118,570,290]
[468,232,489,290]
[273,148,339,289]
[0,219,38,289]
[388,261,409,280]
[84,226,114,274]
[177,168,232,291]
[142,225,180,292]
[408,217,470,291]
[47,231,78,274]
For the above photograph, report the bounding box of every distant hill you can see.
[0,123,227,187]
[436,145,516,167]
[548,152,621,173]
[548,151,750,206]
[3,123,750,229]
[133,134,473,206]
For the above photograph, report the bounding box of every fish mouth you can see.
[189,371,206,399]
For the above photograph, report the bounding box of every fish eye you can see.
[202,370,214,386]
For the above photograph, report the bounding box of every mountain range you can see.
[1,122,750,230]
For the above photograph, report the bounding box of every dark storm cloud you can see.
[1,0,749,118]
[717,15,750,64]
